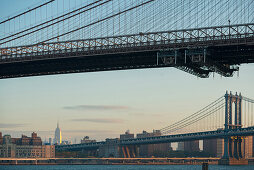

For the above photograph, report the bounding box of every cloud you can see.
[63,129,117,134]
[63,105,130,111]
[128,113,164,117]
[71,118,124,124]
[150,113,164,117]
[128,113,145,116]
[0,123,27,129]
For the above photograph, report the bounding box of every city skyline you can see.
[1,64,254,143]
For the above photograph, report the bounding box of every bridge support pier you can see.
[219,91,248,165]
[121,145,139,158]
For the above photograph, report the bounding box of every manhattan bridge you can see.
[56,91,254,163]
[0,0,254,165]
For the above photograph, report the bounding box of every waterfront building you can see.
[0,135,15,157]
[49,138,52,145]
[81,136,96,144]
[183,140,199,152]
[177,142,184,151]
[54,122,62,145]
[244,136,253,158]
[253,136,254,157]
[203,139,218,157]
[216,138,224,157]
[0,132,55,158]
[0,132,2,145]
[137,130,172,157]
[217,137,254,158]
[98,138,120,158]
[120,130,134,140]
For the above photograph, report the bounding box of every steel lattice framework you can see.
[1,23,254,62]
[0,23,254,79]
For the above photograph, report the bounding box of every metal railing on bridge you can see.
[1,23,254,64]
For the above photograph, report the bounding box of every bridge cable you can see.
[162,103,224,134]
[37,0,156,44]
[162,103,224,133]
[160,96,224,132]
[160,99,224,133]
[242,96,254,103]
[0,0,106,44]
[0,0,55,25]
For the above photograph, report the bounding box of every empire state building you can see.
[54,122,62,144]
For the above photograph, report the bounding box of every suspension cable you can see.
[160,96,224,131]
[0,0,55,25]
[0,0,107,45]
[161,103,224,134]
[38,0,155,44]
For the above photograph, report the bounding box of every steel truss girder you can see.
[176,65,210,78]
[0,23,254,64]
[204,61,237,77]
[157,46,241,78]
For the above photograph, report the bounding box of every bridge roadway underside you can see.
[0,44,254,79]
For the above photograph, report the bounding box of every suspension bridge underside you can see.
[0,24,254,79]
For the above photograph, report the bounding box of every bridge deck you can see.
[1,23,254,63]
[56,127,254,151]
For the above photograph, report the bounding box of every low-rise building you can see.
[177,142,184,151]
[0,132,3,145]
[203,139,217,157]
[137,130,172,157]
[244,136,253,158]
[0,132,55,158]
[183,140,200,153]
[98,138,120,158]
[211,136,253,158]
[81,136,96,144]
[120,130,134,140]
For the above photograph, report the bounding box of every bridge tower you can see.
[220,91,247,165]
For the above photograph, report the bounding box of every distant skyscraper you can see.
[177,142,184,151]
[184,140,199,152]
[136,130,172,157]
[203,139,218,157]
[49,138,52,145]
[54,122,62,145]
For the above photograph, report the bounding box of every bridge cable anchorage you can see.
[160,96,224,132]
[0,0,110,45]
[0,0,55,25]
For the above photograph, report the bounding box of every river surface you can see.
[0,165,253,170]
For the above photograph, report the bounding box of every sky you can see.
[0,0,254,144]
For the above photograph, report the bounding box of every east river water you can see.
[0,165,254,170]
